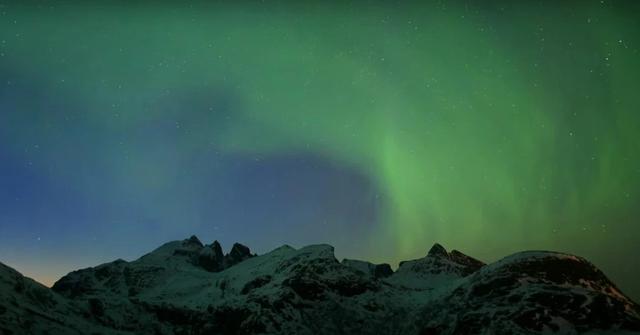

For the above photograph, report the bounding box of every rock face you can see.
[197,241,225,272]
[1,237,639,335]
[0,262,127,334]
[416,251,640,334]
[224,243,255,268]
[341,259,394,279]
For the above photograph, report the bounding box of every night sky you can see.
[1,1,639,300]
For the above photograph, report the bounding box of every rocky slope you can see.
[1,236,639,335]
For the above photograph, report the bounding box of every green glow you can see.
[1,2,639,296]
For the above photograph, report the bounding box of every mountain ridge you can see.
[1,236,639,334]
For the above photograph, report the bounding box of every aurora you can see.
[0,1,639,301]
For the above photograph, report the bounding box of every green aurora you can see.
[0,1,639,299]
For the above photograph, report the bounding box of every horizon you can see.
[0,233,631,299]
[1,234,481,288]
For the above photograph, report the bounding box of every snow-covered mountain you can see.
[1,236,639,334]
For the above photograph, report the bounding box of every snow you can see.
[2,237,639,334]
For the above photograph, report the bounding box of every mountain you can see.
[1,236,639,334]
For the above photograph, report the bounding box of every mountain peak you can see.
[184,235,203,247]
[210,240,223,253]
[4,237,636,335]
[427,243,449,258]
[224,242,254,268]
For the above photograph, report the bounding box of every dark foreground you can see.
[1,236,639,334]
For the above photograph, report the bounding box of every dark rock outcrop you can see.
[427,243,448,258]
[342,259,394,279]
[197,241,225,272]
[224,243,254,268]
[448,249,484,274]
[373,263,394,278]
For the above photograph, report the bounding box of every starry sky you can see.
[0,1,639,299]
